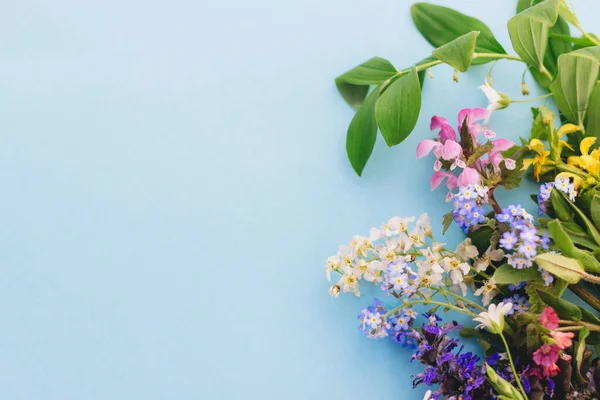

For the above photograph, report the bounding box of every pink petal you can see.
[430,171,457,191]
[504,158,516,170]
[488,151,503,171]
[440,140,462,160]
[458,108,489,126]
[416,140,439,159]
[483,129,496,139]
[492,138,514,152]
[457,167,481,187]
[430,115,457,142]
[430,115,449,130]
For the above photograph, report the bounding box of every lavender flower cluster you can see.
[381,259,420,298]
[358,299,417,341]
[496,205,549,269]
[451,185,489,233]
[537,182,554,216]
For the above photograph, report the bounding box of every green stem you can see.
[384,299,478,319]
[440,288,487,312]
[540,66,553,82]
[499,332,528,399]
[559,319,600,332]
[474,53,523,62]
[511,93,553,103]
[548,32,597,47]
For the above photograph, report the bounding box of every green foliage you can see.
[492,264,541,284]
[549,47,600,128]
[374,68,421,147]
[547,220,600,273]
[587,83,600,138]
[534,252,585,284]
[516,0,571,89]
[590,193,600,231]
[411,3,506,60]
[575,327,590,380]
[536,289,583,320]
[432,31,480,72]
[335,57,397,108]
[550,188,574,220]
[507,0,560,71]
[345,88,380,176]
[485,365,525,400]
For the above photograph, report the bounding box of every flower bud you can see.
[521,82,530,96]
[453,70,459,83]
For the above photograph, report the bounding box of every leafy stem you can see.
[384,298,478,319]
[499,332,528,399]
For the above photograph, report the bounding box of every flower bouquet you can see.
[326,1,600,399]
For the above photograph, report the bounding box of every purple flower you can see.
[500,230,518,250]
[541,232,550,249]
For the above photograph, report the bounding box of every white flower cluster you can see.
[326,214,489,298]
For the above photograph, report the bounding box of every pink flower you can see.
[539,307,559,329]
[416,139,439,159]
[430,116,457,143]
[430,171,457,191]
[533,344,560,367]
[551,331,574,349]
[543,363,560,377]
[487,138,515,172]
[457,167,481,186]
[458,108,489,138]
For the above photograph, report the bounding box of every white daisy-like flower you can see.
[473,302,513,333]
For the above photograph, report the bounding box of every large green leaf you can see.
[374,68,421,147]
[432,31,480,72]
[534,252,585,284]
[549,46,600,127]
[547,220,600,273]
[507,0,560,70]
[345,88,379,176]
[587,82,600,138]
[411,3,506,64]
[590,192,600,231]
[536,289,583,320]
[556,189,600,245]
[335,57,397,108]
[492,264,541,284]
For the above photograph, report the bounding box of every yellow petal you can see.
[591,148,600,160]
[580,155,600,172]
[567,156,581,167]
[557,123,580,137]
[533,163,541,181]
[559,140,574,151]
[521,158,534,171]
[580,137,597,156]
[528,138,546,155]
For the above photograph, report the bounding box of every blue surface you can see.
[0,0,597,398]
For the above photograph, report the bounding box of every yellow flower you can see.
[522,139,550,181]
[568,137,600,174]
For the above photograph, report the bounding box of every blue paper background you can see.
[0,0,597,398]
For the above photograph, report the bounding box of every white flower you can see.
[325,255,340,281]
[455,238,479,260]
[418,261,444,287]
[441,257,471,285]
[473,277,498,306]
[473,302,513,333]
[376,243,399,263]
[479,78,511,115]
[336,265,361,297]
[337,245,354,267]
[423,390,433,400]
[357,259,384,283]
[350,235,372,257]
[475,246,504,272]
[328,285,340,297]
[416,213,432,237]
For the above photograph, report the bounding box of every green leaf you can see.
[411,3,506,63]
[534,252,585,284]
[547,220,600,273]
[335,57,397,108]
[590,193,600,231]
[556,189,600,245]
[492,264,541,284]
[536,289,582,320]
[442,211,454,234]
[530,107,550,139]
[466,141,494,166]
[554,278,568,296]
[575,327,590,380]
[374,67,421,147]
[550,188,574,221]
[586,82,600,139]
[345,88,380,176]
[549,46,600,127]
[507,0,560,70]
[432,31,480,72]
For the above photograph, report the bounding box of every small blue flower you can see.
[499,230,518,250]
